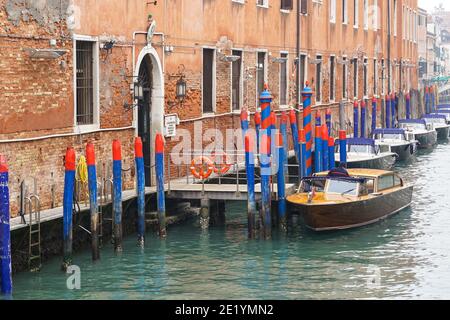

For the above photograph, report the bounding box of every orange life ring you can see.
[190,156,214,180]
[211,151,232,175]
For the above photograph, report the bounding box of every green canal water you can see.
[7,142,450,300]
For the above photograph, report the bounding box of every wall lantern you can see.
[134,81,144,101]
[176,76,187,102]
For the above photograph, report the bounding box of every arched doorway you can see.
[135,46,164,187]
[138,55,153,185]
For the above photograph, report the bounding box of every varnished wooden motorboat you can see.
[398,119,437,149]
[287,169,414,231]
[422,114,450,140]
[372,128,418,162]
[334,138,397,170]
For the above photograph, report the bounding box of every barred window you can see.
[76,41,95,125]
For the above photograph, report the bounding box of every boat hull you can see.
[390,143,416,162]
[436,126,450,140]
[335,154,396,170]
[294,186,414,231]
[415,131,437,149]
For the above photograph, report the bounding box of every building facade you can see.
[0,0,418,217]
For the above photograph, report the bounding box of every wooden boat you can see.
[398,119,437,149]
[286,169,414,231]
[422,114,450,140]
[372,128,418,162]
[334,138,397,170]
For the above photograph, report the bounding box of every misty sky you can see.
[418,0,450,12]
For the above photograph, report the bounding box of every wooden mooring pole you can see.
[112,140,123,252]
[86,143,100,261]
[62,147,75,270]
[0,155,12,295]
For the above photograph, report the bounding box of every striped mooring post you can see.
[62,147,76,270]
[0,155,12,295]
[112,140,123,252]
[280,112,289,177]
[371,97,377,134]
[321,124,329,171]
[276,133,287,230]
[314,126,322,173]
[328,137,335,170]
[391,93,396,128]
[385,94,391,128]
[360,99,366,138]
[299,129,307,179]
[326,108,332,136]
[406,93,411,120]
[353,100,359,137]
[289,109,300,165]
[259,85,273,239]
[245,133,256,239]
[254,110,261,154]
[135,137,146,246]
[339,130,347,164]
[86,143,100,261]
[315,110,321,127]
[240,108,249,148]
[156,133,166,238]
[302,83,313,176]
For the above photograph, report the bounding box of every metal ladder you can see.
[26,194,41,272]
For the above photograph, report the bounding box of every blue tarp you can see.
[372,128,406,135]
[423,114,447,120]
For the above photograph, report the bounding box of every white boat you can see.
[422,114,450,139]
[372,128,418,161]
[398,119,438,149]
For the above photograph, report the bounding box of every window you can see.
[342,0,348,24]
[257,51,267,102]
[281,0,293,10]
[299,54,307,93]
[352,58,358,98]
[76,40,98,126]
[373,59,378,95]
[393,0,397,36]
[257,0,269,7]
[300,0,308,14]
[363,0,368,30]
[330,56,336,101]
[203,48,215,113]
[231,50,242,111]
[315,55,322,102]
[353,0,359,27]
[363,58,368,97]
[378,175,395,191]
[279,52,288,106]
[342,57,348,99]
[381,59,385,94]
[330,0,336,23]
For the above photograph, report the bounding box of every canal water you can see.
[7,142,450,300]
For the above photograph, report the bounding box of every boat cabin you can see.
[299,169,405,199]
[334,138,384,155]
[372,128,413,142]
[422,114,448,126]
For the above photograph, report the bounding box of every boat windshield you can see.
[348,145,376,154]
[424,118,446,125]
[399,123,425,130]
[375,133,404,141]
[299,179,326,193]
[326,180,359,196]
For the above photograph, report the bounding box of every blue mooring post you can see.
[353,100,359,137]
[339,131,347,164]
[406,93,411,119]
[326,109,332,136]
[385,95,391,128]
[371,97,377,134]
[245,133,256,239]
[259,85,273,239]
[431,87,435,113]
[289,110,300,165]
[328,137,335,169]
[299,129,307,179]
[425,87,430,114]
[0,155,12,295]
[86,143,99,261]
[321,124,329,171]
[391,93,396,128]
[156,133,166,238]
[135,137,145,246]
[112,140,123,252]
[276,133,287,230]
[360,100,366,138]
[62,147,75,269]
[314,126,322,173]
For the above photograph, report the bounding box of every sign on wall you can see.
[164,114,179,137]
